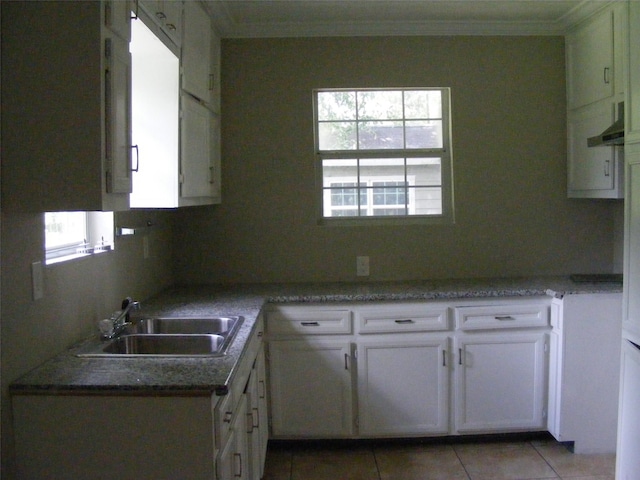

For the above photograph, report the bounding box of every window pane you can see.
[359,121,403,149]
[412,187,443,214]
[318,122,357,150]
[322,159,358,187]
[360,158,405,179]
[317,91,356,121]
[407,157,442,187]
[357,90,402,120]
[406,120,443,149]
[404,90,442,119]
[45,212,86,249]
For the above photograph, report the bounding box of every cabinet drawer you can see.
[267,306,352,335]
[455,303,549,330]
[214,391,235,448]
[355,303,449,333]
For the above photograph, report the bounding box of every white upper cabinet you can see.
[1,1,132,212]
[181,1,215,106]
[180,94,221,205]
[626,1,640,144]
[567,101,622,198]
[138,0,183,47]
[565,2,627,199]
[566,8,615,110]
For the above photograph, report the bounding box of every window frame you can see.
[313,87,454,226]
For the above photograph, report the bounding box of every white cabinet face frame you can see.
[454,332,548,434]
[356,335,450,436]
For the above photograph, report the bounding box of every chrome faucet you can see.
[101,297,140,339]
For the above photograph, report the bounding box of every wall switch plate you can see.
[356,256,370,276]
[31,261,44,300]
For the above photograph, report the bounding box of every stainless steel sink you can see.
[125,316,239,335]
[102,334,226,355]
[77,316,243,357]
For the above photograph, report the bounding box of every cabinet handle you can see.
[605,159,611,177]
[209,165,215,185]
[246,412,254,434]
[165,23,176,31]
[394,319,415,324]
[234,453,242,477]
[223,410,233,423]
[131,145,139,172]
[301,321,320,327]
[155,11,167,21]
[495,315,515,321]
[442,350,446,367]
[209,73,215,91]
[604,67,610,84]
[258,380,266,399]
[253,407,259,428]
[344,352,349,370]
[459,348,463,365]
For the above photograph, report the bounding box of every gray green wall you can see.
[174,36,619,284]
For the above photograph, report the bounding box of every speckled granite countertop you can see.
[10,276,622,396]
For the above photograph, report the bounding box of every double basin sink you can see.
[77,316,243,358]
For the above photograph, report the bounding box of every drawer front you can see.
[355,303,449,333]
[214,390,235,448]
[267,306,352,335]
[455,303,549,330]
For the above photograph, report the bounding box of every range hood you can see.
[588,102,624,147]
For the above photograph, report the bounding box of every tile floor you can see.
[262,436,616,480]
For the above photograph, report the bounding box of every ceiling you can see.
[204,0,608,38]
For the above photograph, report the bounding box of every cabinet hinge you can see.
[179,174,185,184]
[544,342,549,353]
[353,347,358,360]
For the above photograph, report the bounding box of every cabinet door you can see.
[246,347,268,480]
[567,101,621,198]
[182,1,212,103]
[455,332,548,433]
[105,0,132,41]
[180,95,219,203]
[616,339,640,480]
[268,339,354,437]
[217,394,250,480]
[357,335,449,436]
[566,8,614,109]
[627,1,640,144]
[105,33,133,195]
[624,145,640,337]
[255,344,269,477]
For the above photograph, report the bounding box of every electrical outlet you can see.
[356,256,370,276]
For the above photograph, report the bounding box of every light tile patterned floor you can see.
[263,438,616,480]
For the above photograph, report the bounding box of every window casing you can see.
[314,88,453,224]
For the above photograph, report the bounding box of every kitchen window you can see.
[314,88,453,224]
[44,212,114,264]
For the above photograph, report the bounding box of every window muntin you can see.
[315,88,452,223]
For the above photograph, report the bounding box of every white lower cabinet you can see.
[268,339,354,437]
[217,394,250,480]
[454,332,548,433]
[266,298,551,440]
[357,335,450,436]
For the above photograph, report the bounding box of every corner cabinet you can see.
[1,1,132,212]
[565,2,626,199]
[265,298,550,440]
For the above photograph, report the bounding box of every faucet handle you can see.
[121,297,134,309]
